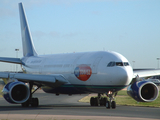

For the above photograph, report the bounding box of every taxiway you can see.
[0,90,160,120]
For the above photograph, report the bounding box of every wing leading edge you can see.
[0,57,21,64]
[133,69,160,78]
[130,69,160,84]
[0,72,68,87]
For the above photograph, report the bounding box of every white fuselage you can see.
[22,51,133,94]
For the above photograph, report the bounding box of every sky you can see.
[0,0,160,71]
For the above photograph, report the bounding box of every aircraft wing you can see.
[0,57,21,64]
[131,69,160,84]
[0,72,68,87]
[133,69,160,78]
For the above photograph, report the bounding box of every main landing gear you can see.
[90,93,107,106]
[90,91,117,109]
[21,82,41,107]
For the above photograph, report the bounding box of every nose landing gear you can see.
[106,91,117,109]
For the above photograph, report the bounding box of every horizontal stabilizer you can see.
[0,57,21,64]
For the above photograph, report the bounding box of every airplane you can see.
[0,2,159,109]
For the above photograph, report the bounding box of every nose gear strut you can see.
[106,91,117,109]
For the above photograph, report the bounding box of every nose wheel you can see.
[106,91,117,109]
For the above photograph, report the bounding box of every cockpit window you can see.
[116,62,123,66]
[124,62,129,66]
[107,61,116,67]
[107,62,130,67]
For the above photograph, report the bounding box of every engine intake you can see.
[2,81,30,104]
[127,80,159,102]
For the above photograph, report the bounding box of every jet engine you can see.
[127,80,159,102]
[2,81,30,104]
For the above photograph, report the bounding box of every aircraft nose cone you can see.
[117,67,133,85]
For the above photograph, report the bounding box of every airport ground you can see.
[0,89,160,120]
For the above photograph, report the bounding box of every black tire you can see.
[31,98,39,107]
[90,97,94,106]
[111,101,116,109]
[99,98,104,106]
[103,97,107,106]
[34,98,39,107]
[94,97,98,106]
[106,101,110,109]
[100,98,107,106]
[21,100,29,107]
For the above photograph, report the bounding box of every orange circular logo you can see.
[74,64,92,81]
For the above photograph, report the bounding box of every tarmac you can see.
[0,90,160,120]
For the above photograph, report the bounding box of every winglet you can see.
[19,3,37,57]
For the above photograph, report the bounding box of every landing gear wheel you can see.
[94,97,98,106]
[90,97,99,106]
[103,98,108,106]
[111,101,116,109]
[90,97,94,106]
[106,91,117,109]
[31,98,39,107]
[21,100,29,107]
[99,98,103,106]
[100,97,107,106]
[106,101,110,109]
[21,82,41,107]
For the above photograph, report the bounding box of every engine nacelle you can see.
[127,80,159,102]
[2,81,30,104]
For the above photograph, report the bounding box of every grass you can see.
[116,90,160,107]
[79,90,160,107]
